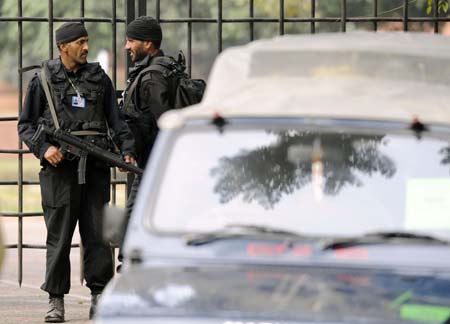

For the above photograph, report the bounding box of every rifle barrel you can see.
[43,127,143,176]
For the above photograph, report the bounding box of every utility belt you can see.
[63,132,112,158]
[58,130,114,184]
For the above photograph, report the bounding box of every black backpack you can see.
[123,51,206,113]
[150,51,206,109]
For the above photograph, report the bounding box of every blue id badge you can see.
[72,95,86,108]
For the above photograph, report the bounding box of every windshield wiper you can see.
[321,231,450,250]
[184,224,305,246]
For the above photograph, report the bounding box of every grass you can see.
[0,158,128,213]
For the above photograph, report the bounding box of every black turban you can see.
[55,22,88,45]
[126,16,162,48]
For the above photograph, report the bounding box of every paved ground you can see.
[1,218,95,324]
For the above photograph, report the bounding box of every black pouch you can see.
[39,166,70,208]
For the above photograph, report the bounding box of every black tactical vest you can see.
[38,58,114,152]
[41,58,107,133]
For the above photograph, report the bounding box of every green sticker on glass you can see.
[400,304,450,323]
[405,178,450,230]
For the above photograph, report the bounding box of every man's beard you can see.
[132,46,147,62]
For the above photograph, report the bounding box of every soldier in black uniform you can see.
[117,16,171,268]
[17,22,135,323]
[123,16,170,169]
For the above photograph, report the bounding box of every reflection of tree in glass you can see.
[440,145,450,168]
[210,131,396,209]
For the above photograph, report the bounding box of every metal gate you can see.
[0,0,449,286]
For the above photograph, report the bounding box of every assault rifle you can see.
[31,124,143,184]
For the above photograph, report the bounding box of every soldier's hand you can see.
[44,145,64,167]
[119,155,136,172]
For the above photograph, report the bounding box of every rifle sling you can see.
[122,61,172,114]
[39,64,61,130]
[77,151,88,185]
[19,65,41,73]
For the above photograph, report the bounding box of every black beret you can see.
[55,22,88,45]
[126,16,162,48]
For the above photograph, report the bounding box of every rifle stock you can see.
[32,124,143,176]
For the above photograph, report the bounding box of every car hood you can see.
[97,264,450,323]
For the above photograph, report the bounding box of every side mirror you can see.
[102,205,127,247]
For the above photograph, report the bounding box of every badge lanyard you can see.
[64,70,86,108]
[67,74,82,99]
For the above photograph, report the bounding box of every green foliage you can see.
[428,0,449,14]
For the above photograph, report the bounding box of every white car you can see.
[97,32,450,324]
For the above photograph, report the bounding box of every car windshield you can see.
[149,123,450,241]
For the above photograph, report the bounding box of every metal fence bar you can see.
[17,0,23,288]
[0,179,125,186]
[341,0,347,32]
[279,0,284,35]
[80,0,85,19]
[110,0,119,278]
[311,0,316,34]
[110,0,117,212]
[0,17,125,22]
[112,0,117,88]
[156,0,160,22]
[373,0,378,31]
[2,212,43,217]
[434,0,439,33]
[6,16,450,24]
[162,16,450,23]
[0,149,30,154]
[48,0,54,59]
[125,0,135,80]
[79,0,86,286]
[217,0,222,53]
[124,0,136,198]
[112,1,119,211]
[403,0,409,31]
[0,116,18,121]
[0,181,39,185]
[6,243,79,249]
[188,0,192,76]
[138,0,146,16]
[249,0,254,41]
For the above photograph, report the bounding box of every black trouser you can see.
[39,160,113,295]
[118,173,142,263]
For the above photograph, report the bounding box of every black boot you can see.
[45,296,65,323]
[89,293,101,319]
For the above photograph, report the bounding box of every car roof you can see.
[159,31,450,129]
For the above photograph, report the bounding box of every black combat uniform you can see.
[122,52,170,210]
[124,51,170,168]
[18,58,135,296]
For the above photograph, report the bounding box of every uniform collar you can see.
[59,56,88,76]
